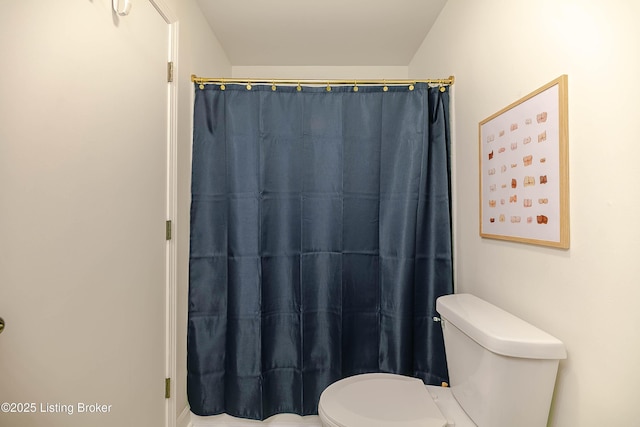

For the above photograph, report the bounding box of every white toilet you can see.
[318,293,567,427]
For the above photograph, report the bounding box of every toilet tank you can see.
[436,294,566,427]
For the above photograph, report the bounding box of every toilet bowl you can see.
[317,294,566,427]
[318,373,462,427]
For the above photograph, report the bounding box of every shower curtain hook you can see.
[297,81,302,92]
[353,81,359,92]
[383,79,388,92]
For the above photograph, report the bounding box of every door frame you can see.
[147,1,179,427]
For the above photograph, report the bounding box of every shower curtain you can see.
[188,82,453,420]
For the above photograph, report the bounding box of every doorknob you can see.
[0,317,4,334]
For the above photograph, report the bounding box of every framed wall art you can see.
[479,75,569,248]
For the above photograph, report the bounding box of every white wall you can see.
[409,0,640,425]
[232,65,408,80]
[0,1,171,426]
[0,0,230,424]
[171,0,232,418]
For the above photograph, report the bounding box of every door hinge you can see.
[167,61,174,83]
[166,220,172,241]
[165,378,171,399]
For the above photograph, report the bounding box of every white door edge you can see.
[146,1,179,427]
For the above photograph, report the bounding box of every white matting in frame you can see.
[479,75,569,248]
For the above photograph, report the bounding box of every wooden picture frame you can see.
[479,75,569,248]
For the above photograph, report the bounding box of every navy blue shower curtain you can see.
[188,82,453,420]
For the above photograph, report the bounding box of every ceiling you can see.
[196,0,448,66]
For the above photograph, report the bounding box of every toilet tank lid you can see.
[436,294,567,360]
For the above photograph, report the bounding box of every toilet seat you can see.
[318,373,448,427]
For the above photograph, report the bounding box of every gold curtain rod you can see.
[191,75,455,87]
